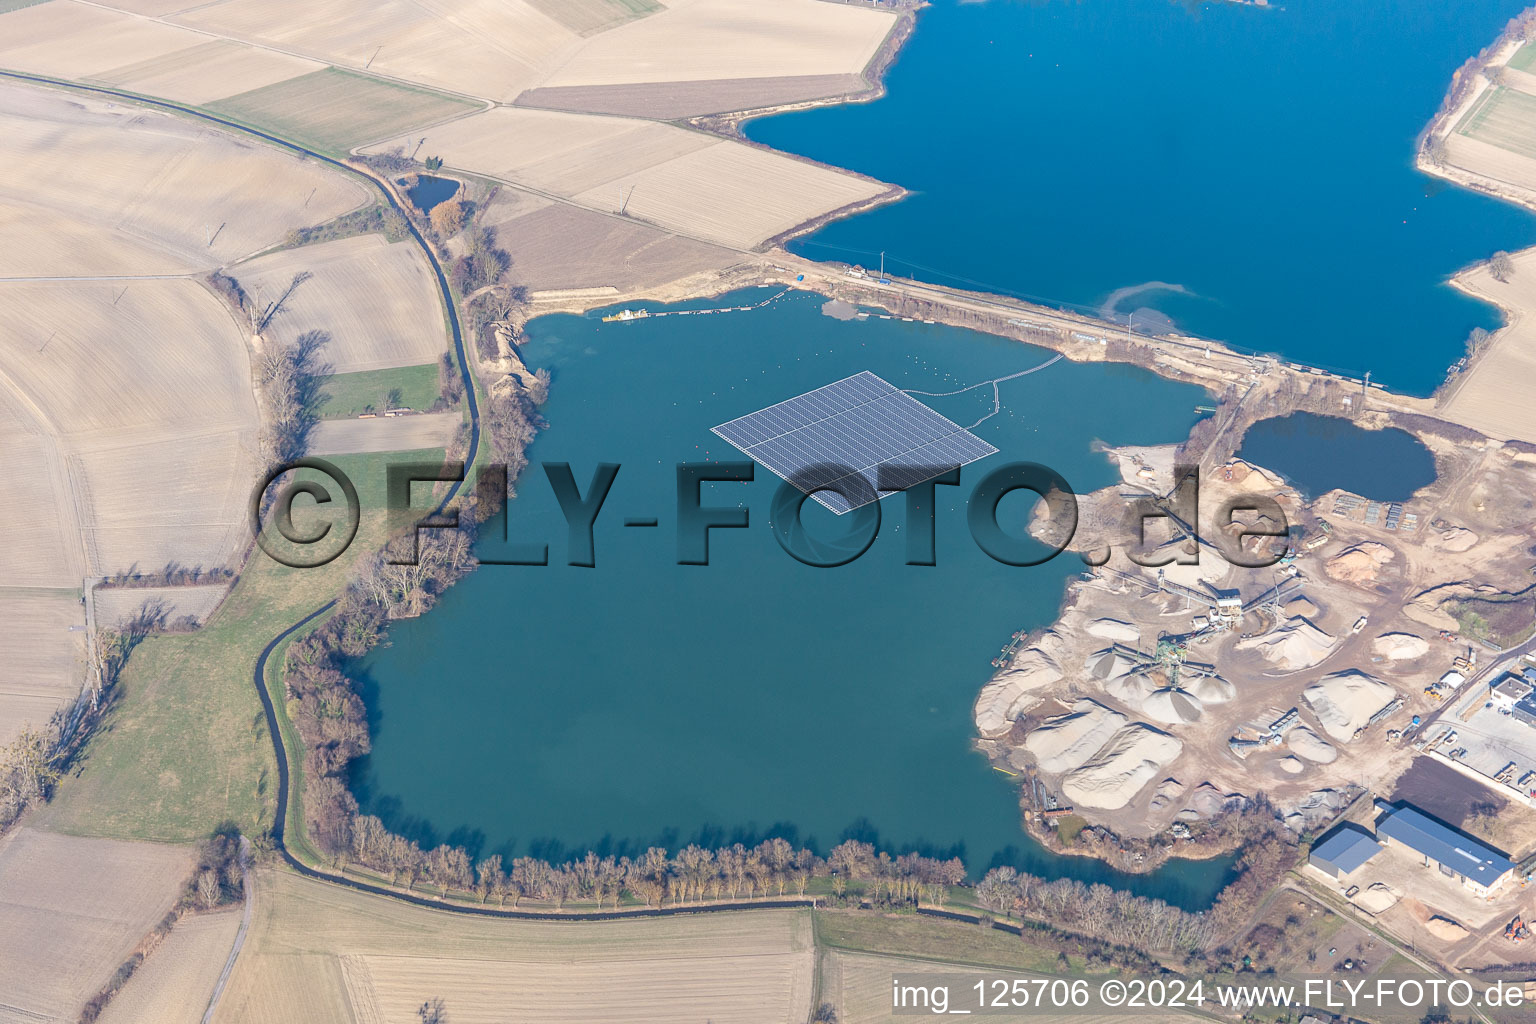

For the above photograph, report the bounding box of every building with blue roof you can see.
[1308,824,1381,880]
[1375,802,1515,897]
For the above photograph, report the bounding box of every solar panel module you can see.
[711,371,999,513]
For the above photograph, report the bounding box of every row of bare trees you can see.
[975,802,1296,956]
[977,868,1214,954]
[257,328,331,467]
[339,825,965,913]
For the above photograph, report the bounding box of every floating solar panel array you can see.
[711,370,999,514]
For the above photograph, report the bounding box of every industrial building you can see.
[1308,824,1382,880]
[1374,801,1515,897]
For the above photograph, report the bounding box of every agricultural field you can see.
[0,827,193,1022]
[212,868,814,1024]
[515,73,869,119]
[367,107,890,249]
[308,412,462,455]
[0,82,368,275]
[1508,41,1536,73]
[206,67,478,154]
[98,907,243,1024]
[482,193,739,292]
[524,0,658,35]
[0,0,209,81]
[0,388,84,588]
[1457,85,1536,161]
[232,234,448,374]
[92,38,324,106]
[0,588,83,745]
[175,0,579,102]
[1443,247,1536,442]
[534,0,896,88]
[0,278,260,577]
[315,364,442,419]
[95,583,232,630]
[31,449,444,843]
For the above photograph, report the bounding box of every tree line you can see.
[976,803,1294,958]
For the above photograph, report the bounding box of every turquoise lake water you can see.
[1236,412,1437,502]
[746,0,1536,396]
[352,290,1236,907]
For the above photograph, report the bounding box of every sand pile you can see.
[1188,675,1236,704]
[1283,596,1320,619]
[1303,671,1397,742]
[1287,726,1338,763]
[1024,700,1127,773]
[1062,724,1182,810]
[1089,648,1139,683]
[1278,756,1305,774]
[1326,542,1395,585]
[1184,783,1248,819]
[1426,916,1469,942]
[1352,883,1401,915]
[1239,617,1338,670]
[1105,671,1158,707]
[1148,777,1184,812]
[1435,527,1479,553]
[1142,687,1204,725]
[975,648,1061,737]
[1372,632,1429,661]
[1085,619,1140,643]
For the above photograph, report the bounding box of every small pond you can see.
[1236,413,1437,502]
[402,174,459,213]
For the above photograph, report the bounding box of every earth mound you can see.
[1434,527,1479,553]
[1238,617,1338,670]
[1425,916,1468,942]
[1023,700,1127,774]
[1287,726,1338,763]
[1352,882,1400,914]
[1372,632,1429,661]
[1085,618,1140,643]
[1188,675,1236,704]
[1142,687,1204,725]
[1062,724,1182,810]
[1326,542,1395,585]
[975,648,1061,737]
[1303,671,1397,742]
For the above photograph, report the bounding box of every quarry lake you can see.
[746,0,1536,397]
[1236,413,1439,503]
[351,290,1237,907]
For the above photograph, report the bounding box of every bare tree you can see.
[1491,250,1515,282]
[197,869,222,908]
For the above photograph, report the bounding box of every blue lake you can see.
[351,290,1235,907]
[1237,412,1437,502]
[350,0,1527,908]
[747,0,1536,396]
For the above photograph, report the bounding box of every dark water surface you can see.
[404,174,459,213]
[1237,412,1437,502]
[352,290,1237,907]
[747,0,1536,396]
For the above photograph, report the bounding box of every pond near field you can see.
[402,174,458,213]
[349,289,1240,909]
